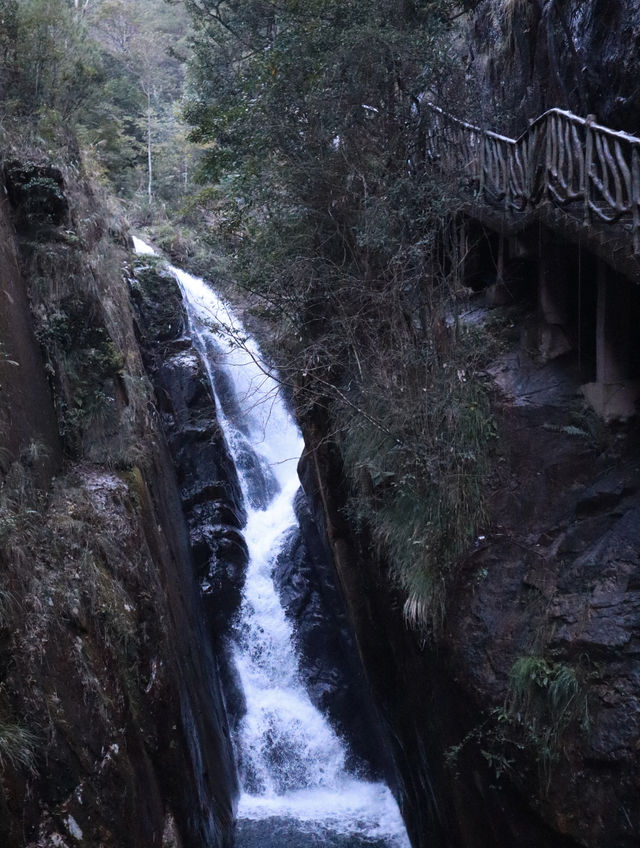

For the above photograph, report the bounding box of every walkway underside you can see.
[463,198,640,283]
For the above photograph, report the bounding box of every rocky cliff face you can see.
[298,296,640,847]
[0,189,61,483]
[272,488,394,780]
[444,353,640,847]
[0,161,237,847]
[470,0,640,132]
[279,8,640,847]
[297,418,572,848]
[129,256,251,732]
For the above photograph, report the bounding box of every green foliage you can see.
[508,656,582,728]
[3,160,69,229]
[145,220,232,280]
[541,409,607,451]
[0,457,39,554]
[0,509,16,550]
[0,0,195,218]
[0,459,41,778]
[504,655,588,787]
[0,587,15,631]
[0,0,103,137]
[82,0,197,210]
[339,321,495,632]
[444,710,525,782]
[184,0,490,632]
[0,719,36,772]
[36,293,124,450]
[444,656,588,790]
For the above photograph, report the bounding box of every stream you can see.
[133,237,410,848]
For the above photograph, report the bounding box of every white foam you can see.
[132,235,156,255]
[238,780,409,843]
[132,238,410,847]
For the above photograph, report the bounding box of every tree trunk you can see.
[147,89,153,202]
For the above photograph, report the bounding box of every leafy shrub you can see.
[36,294,124,450]
[505,655,588,787]
[3,161,69,228]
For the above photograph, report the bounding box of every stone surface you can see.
[580,380,640,422]
[298,419,573,848]
[131,257,252,739]
[445,398,640,847]
[299,321,640,848]
[132,263,249,639]
[0,194,62,481]
[272,488,393,778]
[0,178,237,847]
[471,0,640,131]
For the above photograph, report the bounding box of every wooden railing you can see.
[424,102,640,253]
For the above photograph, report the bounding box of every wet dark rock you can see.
[209,355,250,437]
[233,436,281,510]
[130,260,186,344]
[198,525,250,635]
[191,524,248,574]
[575,476,633,517]
[131,260,249,659]
[235,818,393,848]
[154,351,246,530]
[471,0,640,132]
[272,488,391,779]
[218,643,247,733]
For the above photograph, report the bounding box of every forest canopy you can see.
[0,0,194,204]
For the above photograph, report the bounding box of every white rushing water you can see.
[133,237,410,847]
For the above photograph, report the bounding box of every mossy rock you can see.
[130,260,186,344]
[3,160,68,229]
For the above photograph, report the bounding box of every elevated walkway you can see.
[425,103,640,419]
[425,102,640,281]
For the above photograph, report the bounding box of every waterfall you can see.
[133,238,410,847]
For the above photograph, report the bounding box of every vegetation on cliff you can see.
[3,3,637,846]
[0,0,195,215]
[183,0,494,631]
[0,7,240,841]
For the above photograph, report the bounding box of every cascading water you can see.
[133,238,410,848]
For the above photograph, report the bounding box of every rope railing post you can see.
[506,146,512,212]
[633,147,640,254]
[527,118,536,204]
[479,135,486,200]
[423,100,640,261]
[545,114,552,203]
[584,114,596,226]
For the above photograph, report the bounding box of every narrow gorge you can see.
[131,237,409,847]
[1,1,639,847]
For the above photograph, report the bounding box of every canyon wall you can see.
[296,231,640,847]
[470,0,640,131]
[0,162,237,847]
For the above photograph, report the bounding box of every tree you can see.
[88,0,174,200]
[0,0,103,128]
[183,0,493,631]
